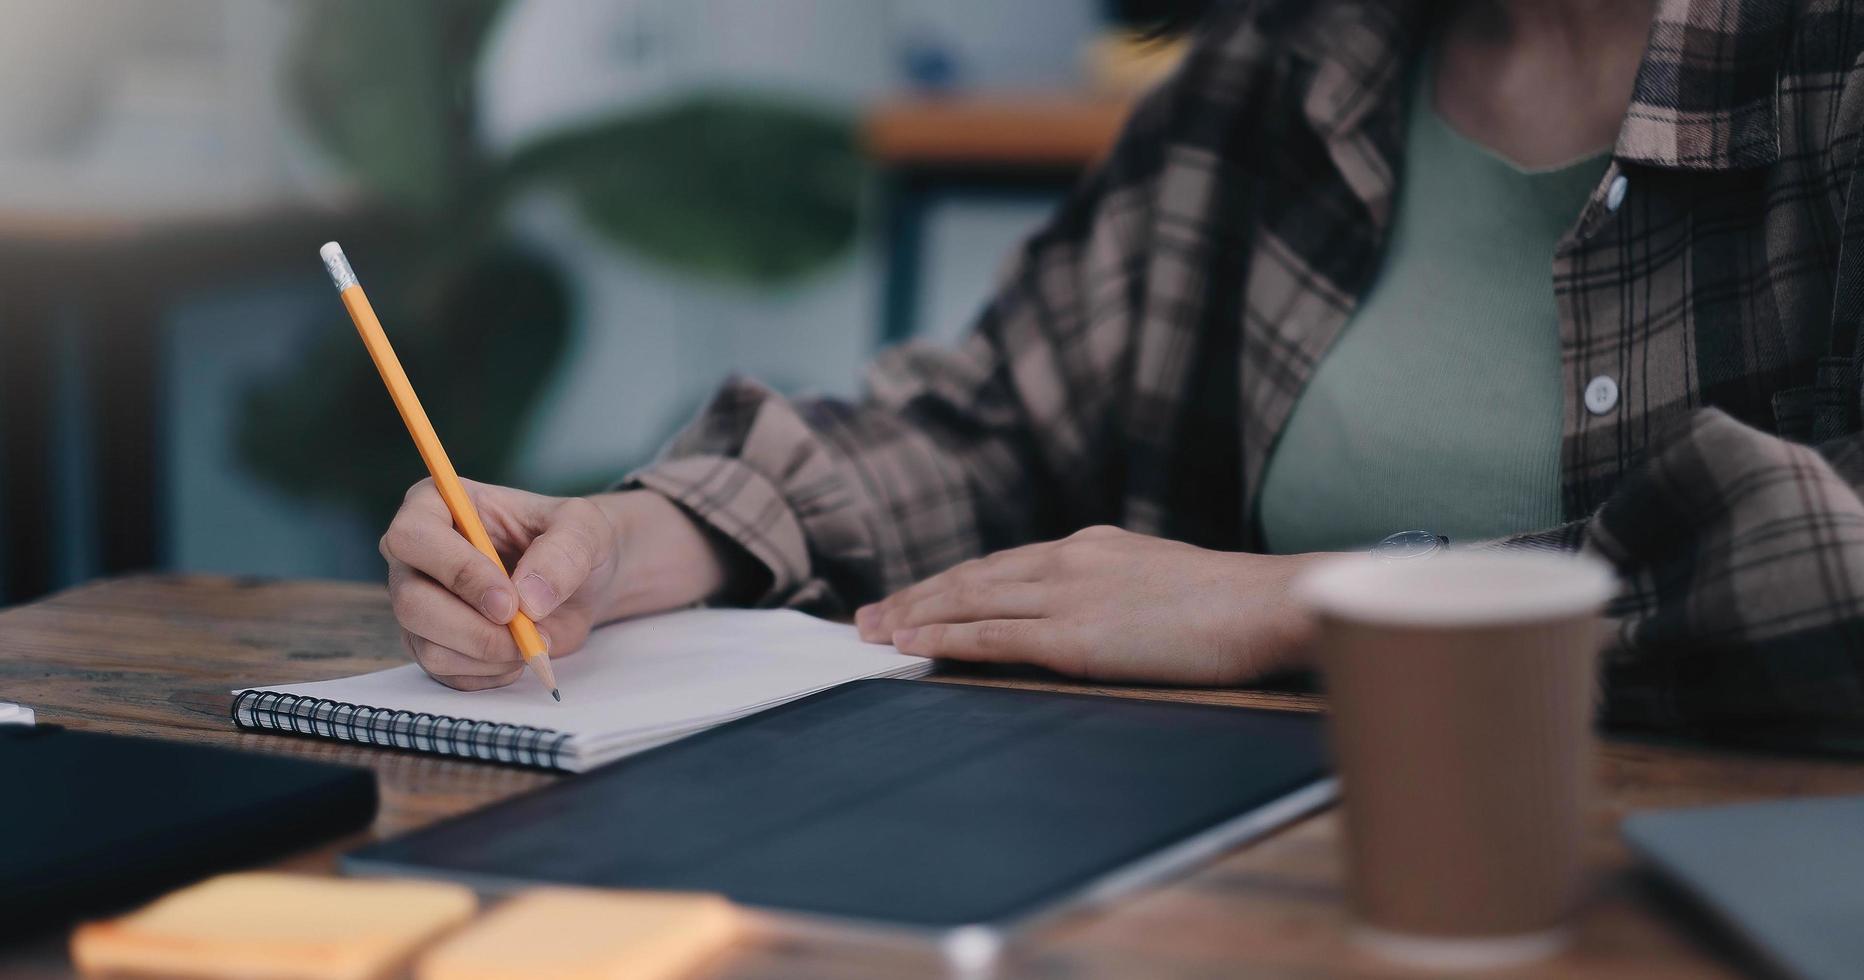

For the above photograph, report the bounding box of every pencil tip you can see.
[552,689,562,702]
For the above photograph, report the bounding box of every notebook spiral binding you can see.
[231,690,573,770]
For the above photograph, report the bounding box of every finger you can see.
[883,582,1048,633]
[390,571,526,666]
[383,484,519,624]
[509,497,614,620]
[855,547,1051,641]
[406,634,529,677]
[463,478,573,540]
[522,607,590,660]
[892,618,1066,666]
[427,669,526,692]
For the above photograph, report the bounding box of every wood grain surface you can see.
[3,575,1861,978]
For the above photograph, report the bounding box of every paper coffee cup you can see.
[1297,551,1615,970]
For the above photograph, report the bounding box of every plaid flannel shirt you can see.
[633,0,1864,740]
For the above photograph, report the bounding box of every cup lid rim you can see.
[1295,551,1617,628]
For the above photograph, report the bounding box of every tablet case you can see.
[0,724,378,938]
[348,679,1333,934]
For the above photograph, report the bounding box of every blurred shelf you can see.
[0,195,378,255]
[861,94,1134,345]
[862,94,1131,170]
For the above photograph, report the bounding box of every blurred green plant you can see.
[513,97,862,285]
[236,247,570,530]
[239,0,864,530]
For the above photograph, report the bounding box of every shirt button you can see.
[1585,375,1619,415]
[1605,173,1628,212]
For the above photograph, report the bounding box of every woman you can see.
[380,0,1864,739]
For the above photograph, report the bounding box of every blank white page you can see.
[236,608,928,739]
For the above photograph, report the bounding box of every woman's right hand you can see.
[380,481,756,690]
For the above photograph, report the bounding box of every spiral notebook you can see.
[232,608,930,772]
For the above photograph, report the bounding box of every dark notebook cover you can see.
[0,724,378,939]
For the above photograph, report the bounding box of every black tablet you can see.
[345,679,1333,939]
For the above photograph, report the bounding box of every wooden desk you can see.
[5,575,1863,977]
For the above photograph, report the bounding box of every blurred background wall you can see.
[0,0,1195,603]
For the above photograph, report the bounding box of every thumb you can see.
[509,497,615,620]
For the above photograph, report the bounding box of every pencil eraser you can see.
[321,241,358,291]
[416,888,740,980]
[72,872,476,980]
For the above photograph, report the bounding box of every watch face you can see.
[1373,529,1442,560]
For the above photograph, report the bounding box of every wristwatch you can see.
[1371,529,1449,562]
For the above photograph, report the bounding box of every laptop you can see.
[1623,794,1864,980]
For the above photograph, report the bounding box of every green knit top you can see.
[1256,62,1608,554]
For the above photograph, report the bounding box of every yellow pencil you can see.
[319,242,561,702]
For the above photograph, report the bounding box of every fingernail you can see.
[517,574,558,618]
[892,627,918,649]
[482,588,517,623]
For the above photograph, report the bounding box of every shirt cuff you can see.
[1466,520,1590,555]
[623,455,811,607]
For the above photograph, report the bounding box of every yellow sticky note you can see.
[416,888,740,980]
[71,872,477,980]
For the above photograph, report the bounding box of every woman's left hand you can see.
[854,526,1333,685]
